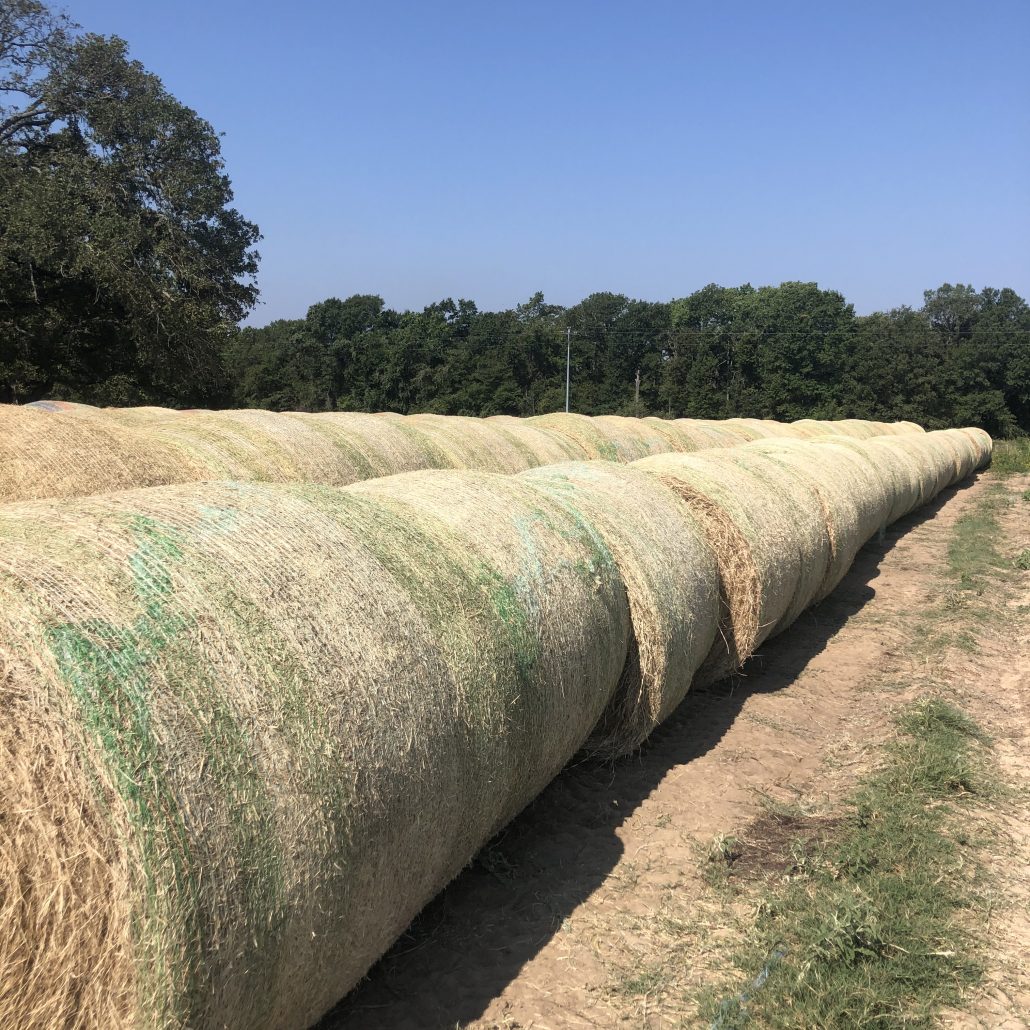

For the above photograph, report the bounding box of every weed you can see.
[1014,549,1030,571]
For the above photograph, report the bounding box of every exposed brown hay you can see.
[0,653,136,1030]
[626,462,762,682]
[519,462,719,756]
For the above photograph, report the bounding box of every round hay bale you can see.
[403,413,538,472]
[527,413,639,461]
[713,448,832,629]
[0,407,206,504]
[591,415,686,459]
[746,438,894,598]
[631,451,802,674]
[311,411,455,475]
[486,415,594,464]
[24,400,99,414]
[0,473,629,1030]
[99,406,183,427]
[961,427,993,468]
[519,462,719,755]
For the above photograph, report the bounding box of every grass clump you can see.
[989,438,1030,476]
[703,698,991,1029]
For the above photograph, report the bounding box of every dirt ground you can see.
[322,471,1030,1030]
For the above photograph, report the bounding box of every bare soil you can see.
[321,471,1030,1030]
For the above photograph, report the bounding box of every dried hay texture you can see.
[0,474,629,1030]
[746,438,890,599]
[0,408,207,504]
[1,404,925,504]
[630,451,801,673]
[518,462,719,756]
[527,412,650,461]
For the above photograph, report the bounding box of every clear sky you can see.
[69,0,1029,324]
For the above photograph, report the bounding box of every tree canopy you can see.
[0,0,260,405]
[226,281,1030,437]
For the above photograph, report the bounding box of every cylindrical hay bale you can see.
[99,406,183,427]
[880,436,955,502]
[24,399,99,414]
[716,421,765,442]
[527,412,648,461]
[486,415,595,464]
[591,415,691,459]
[309,410,456,476]
[0,475,629,1030]
[0,408,206,504]
[962,427,993,468]
[641,416,715,452]
[746,438,892,599]
[401,413,539,472]
[713,449,832,630]
[631,451,802,675]
[519,462,719,755]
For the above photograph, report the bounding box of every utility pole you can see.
[565,327,571,413]
[634,368,640,408]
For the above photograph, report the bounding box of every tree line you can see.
[226,282,1030,437]
[2,4,1027,436]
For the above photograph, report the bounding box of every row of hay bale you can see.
[0,427,989,1030]
[1,402,923,503]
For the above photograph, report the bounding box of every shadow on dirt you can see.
[317,478,975,1030]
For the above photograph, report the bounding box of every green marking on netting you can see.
[46,513,286,1027]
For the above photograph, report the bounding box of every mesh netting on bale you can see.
[526,412,652,461]
[486,415,595,464]
[744,438,892,600]
[519,462,719,756]
[401,413,545,472]
[0,474,629,1030]
[629,451,804,678]
[0,404,931,505]
[0,408,206,504]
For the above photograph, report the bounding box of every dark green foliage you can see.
[224,281,1030,435]
[0,1,260,406]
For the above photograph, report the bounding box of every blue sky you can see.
[70,1,1029,324]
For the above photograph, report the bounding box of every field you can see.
[324,448,1030,1029]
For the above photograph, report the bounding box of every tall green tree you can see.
[0,0,260,404]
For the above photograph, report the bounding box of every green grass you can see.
[989,438,1030,477]
[702,699,992,1029]
[947,485,1007,590]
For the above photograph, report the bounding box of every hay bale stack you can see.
[0,403,931,505]
[518,462,719,755]
[0,473,629,1030]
